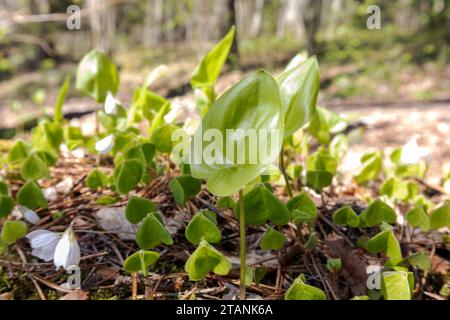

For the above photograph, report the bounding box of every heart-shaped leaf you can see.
[191,26,235,88]
[76,50,119,103]
[354,151,382,184]
[0,195,14,218]
[185,210,222,245]
[429,202,450,230]
[380,177,409,201]
[184,239,231,281]
[286,192,317,223]
[8,140,32,165]
[21,153,50,181]
[306,151,337,175]
[114,159,143,194]
[406,207,430,231]
[381,271,412,300]
[360,199,396,227]
[278,56,319,137]
[126,196,157,224]
[136,213,173,250]
[1,220,27,245]
[285,275,327,300]
[235,184,289,226]
[189,70,284,197]
[366,228,402,261]
[169,175,201,205]
[333,206,360,228]
[123,250,160,275]
[407,252,431,270]
[306,170,332,192]
[150,124,180,154]
[17,180,48,210]
[86,169,108,190]
[31,122,64,156]
[260,226,286,250]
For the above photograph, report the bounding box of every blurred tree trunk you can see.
[143,0,163,47]
[301,0,322,55]
[87,0,116,54]
[225,0,239,67]
[277,0,303,38]
[249,0,265,37]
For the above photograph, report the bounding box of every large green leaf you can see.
[17,180,48,210]
[185,210,221,245]
[114,159,143,194]
[1,220,27,245]
[191,26,235,88]
[75,50,119,103]
[189,70,284,196]
[277,56,319,137]
[125,196,157,224]
[381,271,412,300]
[260,226,286,250]
[285,275,327,300]
[184,239,231,281]
[136,213,173,250]
[123,250,160,275]
[235,185,289,226]
[429,202,450,230]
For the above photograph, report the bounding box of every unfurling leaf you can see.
[123,250,160,275]
[136,213,173,250]
[359,199,396,227]
[169,175,201,205]
[185,210,221,245]
[260,226,286,250]
[406,207,430,231]
[333,206,359,228]
[429,202,450,230]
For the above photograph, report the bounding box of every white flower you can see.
[400,137,428,164]
[95,135,114,154]
[26,226,81,270]
[53,227,81,270]
[18,206,40,224]
[26,230,61,262]
[104,92,120,115]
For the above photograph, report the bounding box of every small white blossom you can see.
[26,226,81,270]
[104,92,120,115]
[95,135,114,154]
[400,137,428,164]
[19,206,40,224]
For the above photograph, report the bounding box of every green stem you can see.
[280,143,293,198]
[239,189,246,300]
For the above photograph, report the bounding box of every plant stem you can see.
[280,143,293,198]
[239,189,246,300]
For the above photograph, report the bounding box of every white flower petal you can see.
[26,230,61,248]
[104,92,118,115]
[32,241,58,261]
[54,229,80,270]
[95,135,114,154]
[400,137,428,164]
[19,206,40,224]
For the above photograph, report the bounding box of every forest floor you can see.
[0,55,449,300]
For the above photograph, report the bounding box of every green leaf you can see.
[366,228,402,261]
[333,206,360,228]
[75,50,119,103]
[360,199,396,227]
[0,239,5,255]
[114,159,143,194]
[354,151,382,184]
[278,56,319,137]
[286,192,317,224]
[1,220,27,245]
[326,258,342,273]
[406,207,430,231]
[381,271,411,300]
[123,250,160,275]
[380,177,409,202]
[189,70,284,197]
[95,196,118,206]
[54,75,71,123]
[0,181,9,195]
[125,196,157,224]
[285,275,327,300]
[217,196,234,209]
[86,169,107,190]
[235,185,289,226]
[8,140,32,165]
[306,151,337,175]
[150,124,180,154]
[306,170,332,192]
[260,226,286,250]
[429,202,450,230]
[407,252,431,270]
[169,175,201,205]
[136,213,173,250]
[305,231,318,251]
[185,210,222,245]
[21,153,50,181]
[17,180,48,210]
[184,239,231,281]
[0,195,14,218]
[191,26,235,88]
[308,106,347,145]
